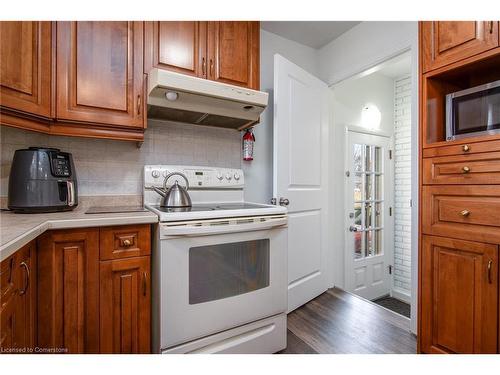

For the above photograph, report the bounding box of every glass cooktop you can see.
[150,202,267,213]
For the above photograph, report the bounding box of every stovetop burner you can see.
[150,202,268,213]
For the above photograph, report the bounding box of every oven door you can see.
[158,216,287,349]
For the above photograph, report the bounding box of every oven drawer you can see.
[423,139,500,158]
[423,152,500,184]
[422,185,500,243]
[99,224,151,260]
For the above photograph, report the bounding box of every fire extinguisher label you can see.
[243,139,254,160]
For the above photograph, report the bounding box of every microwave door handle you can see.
[66,181,75,207]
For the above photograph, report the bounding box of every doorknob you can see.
[279,197,289,206]
[349,225,358,232]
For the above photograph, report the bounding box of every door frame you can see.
[328,38,418,333]
[343,127,395,300]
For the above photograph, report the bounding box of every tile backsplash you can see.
[0,120,241,196]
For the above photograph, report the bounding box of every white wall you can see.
[318,21,419,333]
[393,75,412,303]
[318,22,417,85]
[329,72,395,292]
[333,73,396,134]
[243,29,319,204]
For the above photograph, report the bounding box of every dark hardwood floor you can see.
[279,288,416,354]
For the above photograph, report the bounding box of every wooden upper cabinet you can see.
[421,21,499,72]
[56,21,144,128]
[420,236,498,354]
[145,21,207,78]
[145,21,260,90]
[37,228,100,353]
[208,21,260,90]
[0,21,52,117]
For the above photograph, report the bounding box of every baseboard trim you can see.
[391,288,411,304]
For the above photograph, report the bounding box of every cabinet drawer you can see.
[423,139,500,158]
[99,225,151,260]
[422,185,500,243]
[423,152,500,184]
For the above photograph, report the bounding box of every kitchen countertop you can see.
[0,197,158,262]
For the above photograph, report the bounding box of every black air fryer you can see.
[8,147,78,213]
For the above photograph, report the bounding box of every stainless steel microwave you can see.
[446,79,500,140]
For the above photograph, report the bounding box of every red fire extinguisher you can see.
[242,129,255,161]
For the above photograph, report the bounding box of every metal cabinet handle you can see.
[142,272,148,297]
[349,225,358,232]
[487,260,493,284]
[137,95,141,115]
[123,239,132,247]
[209,59,214,77]
[202,57,206,76]
[460,210,470,217]
[462,166,471,174]
[19,261,30,296]
[462,144,470,152]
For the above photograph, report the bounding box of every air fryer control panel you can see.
[50,152,72,177]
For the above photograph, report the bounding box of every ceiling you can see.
[261,21,360,49]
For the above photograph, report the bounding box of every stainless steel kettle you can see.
[152,172,192,208]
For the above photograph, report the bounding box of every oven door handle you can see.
[161,217,287,237]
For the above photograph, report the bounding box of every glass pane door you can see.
[352,143,384,260]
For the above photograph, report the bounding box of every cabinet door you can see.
[0,241,36,352]
[0,253,17,351]
[421,21,499,72]
[37,229,100,353]
[145,21,207,78]
[0,21,52,117]
[13,241,36,350]
[420,235,498,353]
[99,256,150,353]
[208,21,260,90]
[56,21,144,128]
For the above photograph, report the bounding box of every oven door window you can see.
[189,239,270,304]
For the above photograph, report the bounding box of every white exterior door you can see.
[345,130,394,300]
[273,54,330,312]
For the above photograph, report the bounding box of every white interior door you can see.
[344,130,393,300]
[273,54,330,312]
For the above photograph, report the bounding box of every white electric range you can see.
[144,165,288,354]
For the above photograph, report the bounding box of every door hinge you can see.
[388,265,393,275]
[389,206,393,216]
[389,149,393,160]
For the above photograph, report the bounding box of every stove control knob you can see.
[225,173,232,181]
[216,172,224,181]
[234,173,240,181]
[151,170,160,178]
[162,170,169,177]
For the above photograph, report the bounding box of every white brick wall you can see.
[393,75,412,300]
[0,120,241,197]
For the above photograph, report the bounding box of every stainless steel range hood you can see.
[147,69,268,130]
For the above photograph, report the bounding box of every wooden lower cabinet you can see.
[99,256,151,353]
[0,241,36,353]
[35,225,151,354]
[420,235,498,353]
[37,228,100,353]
